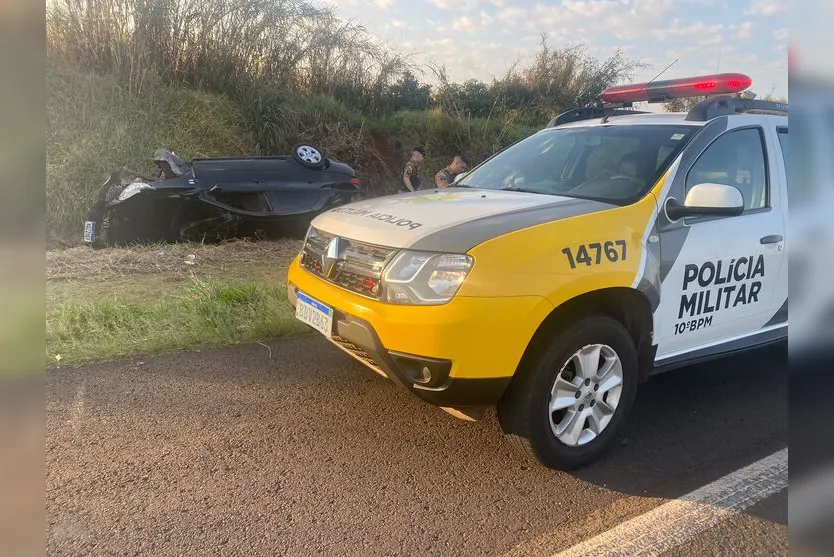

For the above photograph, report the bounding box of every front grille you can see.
[300,227,398,299]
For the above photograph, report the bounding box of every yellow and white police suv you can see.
[287,72,789,470]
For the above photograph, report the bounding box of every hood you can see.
[310,188,616,252]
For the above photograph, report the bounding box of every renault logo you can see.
[321,237,342,278]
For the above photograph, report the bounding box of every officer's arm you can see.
[435,171,449,188]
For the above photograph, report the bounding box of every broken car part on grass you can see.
[83,144,360,248]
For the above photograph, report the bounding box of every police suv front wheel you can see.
[497,315,638,470]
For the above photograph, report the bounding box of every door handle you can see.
[760,234,783,244]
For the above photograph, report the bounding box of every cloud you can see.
[324,0,786,101]
[736,21,754,39]
[773,27,789,41]
[658,44,760,76]
[524,0,674,41]
[426,37,454,47]
[762,58,788,72]
[648,19,754,45]
[338,0,394,7]
[743,0,788,15]
[452,16,477,31]
[630,0,676,19]
[427,0,487,10]
[496,6,526,23]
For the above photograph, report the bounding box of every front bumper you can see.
[287,256,554,408]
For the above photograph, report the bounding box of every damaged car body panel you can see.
[83,145,360,248]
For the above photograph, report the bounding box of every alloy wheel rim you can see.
[297,145,322,164]
[548,343,624,447]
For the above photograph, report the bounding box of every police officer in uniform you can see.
[435,156,469,188]
[402,147,425,192]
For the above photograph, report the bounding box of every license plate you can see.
[295,291,333,337]
[83,221,95,243]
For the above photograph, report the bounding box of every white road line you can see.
[551,447,788,557]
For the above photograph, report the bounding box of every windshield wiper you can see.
[501,186,544,194]
[448,183,473,188]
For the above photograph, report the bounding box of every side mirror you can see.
[666,182,744,221]
[453,171,469,184]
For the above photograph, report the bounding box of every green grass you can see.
[46,240,307,367]
[47,277,308,367]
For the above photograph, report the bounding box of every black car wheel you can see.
[292,143,326,170]
[497,315,639,470]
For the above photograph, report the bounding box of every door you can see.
[653,119,787,363]
[762,123,789,327]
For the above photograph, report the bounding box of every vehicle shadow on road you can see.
[571,342,787,499]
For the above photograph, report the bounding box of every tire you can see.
[497,315,639,471]
[291,143,326,170]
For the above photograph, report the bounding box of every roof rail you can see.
[546,106,649,128]
[685,96,788,122]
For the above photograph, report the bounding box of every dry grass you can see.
[46,238,302,282]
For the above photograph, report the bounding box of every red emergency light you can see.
[601,72,752,104]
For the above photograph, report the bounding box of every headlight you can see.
[117,182,153,201]
[381,250,474,305]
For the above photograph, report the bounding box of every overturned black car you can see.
[83,144,360,248]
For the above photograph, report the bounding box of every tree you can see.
[388,70,431,111]
[517,35,647,114]
[663,92,788,113]
[664,96,709,113]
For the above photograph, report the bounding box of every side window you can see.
[777,127,789,197]
[777,127,788,172]
[686,127,769,214]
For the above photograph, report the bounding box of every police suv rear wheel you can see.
[497,315,638,470]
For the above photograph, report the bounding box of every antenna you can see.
[647,59,679,86]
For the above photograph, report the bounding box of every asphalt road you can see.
[46,335,788,556]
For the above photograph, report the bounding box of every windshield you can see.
[455,124,699,204]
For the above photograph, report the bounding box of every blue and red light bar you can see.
[601,72,752,104]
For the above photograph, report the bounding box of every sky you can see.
[322,0,789,102]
